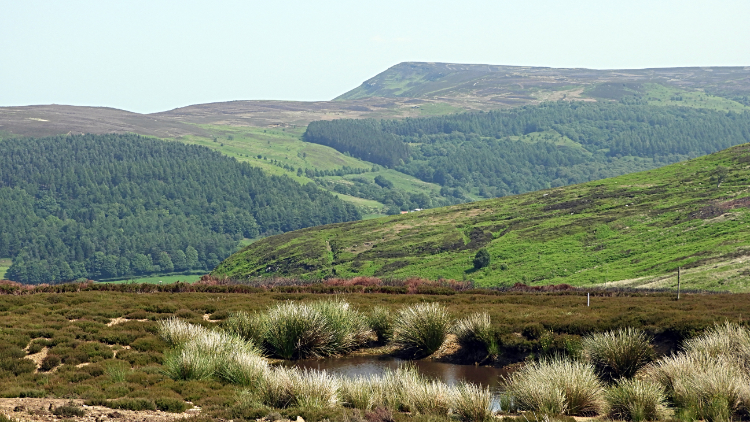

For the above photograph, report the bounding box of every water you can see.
[282,355,510,389]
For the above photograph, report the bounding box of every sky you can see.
[2,0,749,114]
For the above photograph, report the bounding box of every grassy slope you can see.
[0,258,11,280]
[177,124,445,214]
[214,143,750,291]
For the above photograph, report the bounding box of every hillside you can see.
[337,62,750,106]
[0,134,359,284]
[213,143,750,292]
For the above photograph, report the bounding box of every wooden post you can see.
[587,292,590,307]
[677,267,681,300]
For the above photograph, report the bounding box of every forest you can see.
[303,101,750,197]
[0,134,360,284]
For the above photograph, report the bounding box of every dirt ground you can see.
[0,398,199,422]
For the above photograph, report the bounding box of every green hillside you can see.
[0,134,360,284]
[213,143,750,292]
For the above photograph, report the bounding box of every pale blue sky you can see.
[2,0,749,113]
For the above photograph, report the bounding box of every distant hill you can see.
[336,62,750,107]
[213,143,750,292]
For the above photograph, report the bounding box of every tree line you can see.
[0,134,360,284]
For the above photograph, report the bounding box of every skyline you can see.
[2,0,749,113]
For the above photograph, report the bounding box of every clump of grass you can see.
[366,306,394,344]
[452,312,499,358]
[223,311,267,345]
[582,327,654,381]
[160,318,263,381]
[605,378,667,421]
[217,349,269,386]
[505,356,607,416]
[340,375,381,410]
[392,303,451,357]
[262,299,371,359]
[240,366,340,409]
[682,321,750,369]
[451,382,494,422]
[402,378,452,416]
[645,352,750,422]
[157,317,207,346]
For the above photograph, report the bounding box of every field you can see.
[1,284,749,421]
[214,143,750,290]
[104,273,204,284]
[0,259,10,280]
[642,83,750,111]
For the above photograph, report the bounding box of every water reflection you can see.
[281,355,509,389]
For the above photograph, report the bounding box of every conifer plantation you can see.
[0,134,360,284]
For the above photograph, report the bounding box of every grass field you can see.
[0,258,10,280]
[214,143,750,291]
[1,286,748,421]
[104,273,204,284]
[642,83,750,111]
[175,125,454,212]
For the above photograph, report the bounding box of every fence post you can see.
[587,292,590,307]
[677,267,681,300]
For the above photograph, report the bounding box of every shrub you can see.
[392,303,451,357]
[52,402,86,417]
[39,354,61,372]
[108,398,157,411]
[452,312,498,357]
[366,307,393,344]
[522,323,545,340]
[155,397,189,413]
[505,357,607,416]
[451,382,494,422]
[473,249,490,270]
[582,327,654,381]
[606,378,667,421]
[364,406,394,422]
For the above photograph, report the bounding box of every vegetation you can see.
[605,378,668,422]
[582,328,655,381]
[392,303,452,357]
[3,286,750,420]
[504,357,607,416]
[0,133,359,284]
[214,142,750,289]
[304,102,750,198]
[451,313,498,358]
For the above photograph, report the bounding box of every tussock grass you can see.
[403,378,453,416]
[340,375,380,410]
[682,321,750,369]
[606,378,667,421]
[240,366,340,409]
[451,382,494,422]
[159,318,263,381]
[366,306,394,343]
[645,352,750,421]
[392,303,451,357]
[582,327,654,380]
[262,299,371,359]
[452,312,498,357]
[505,357,607,416]
[224,311,267,345]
